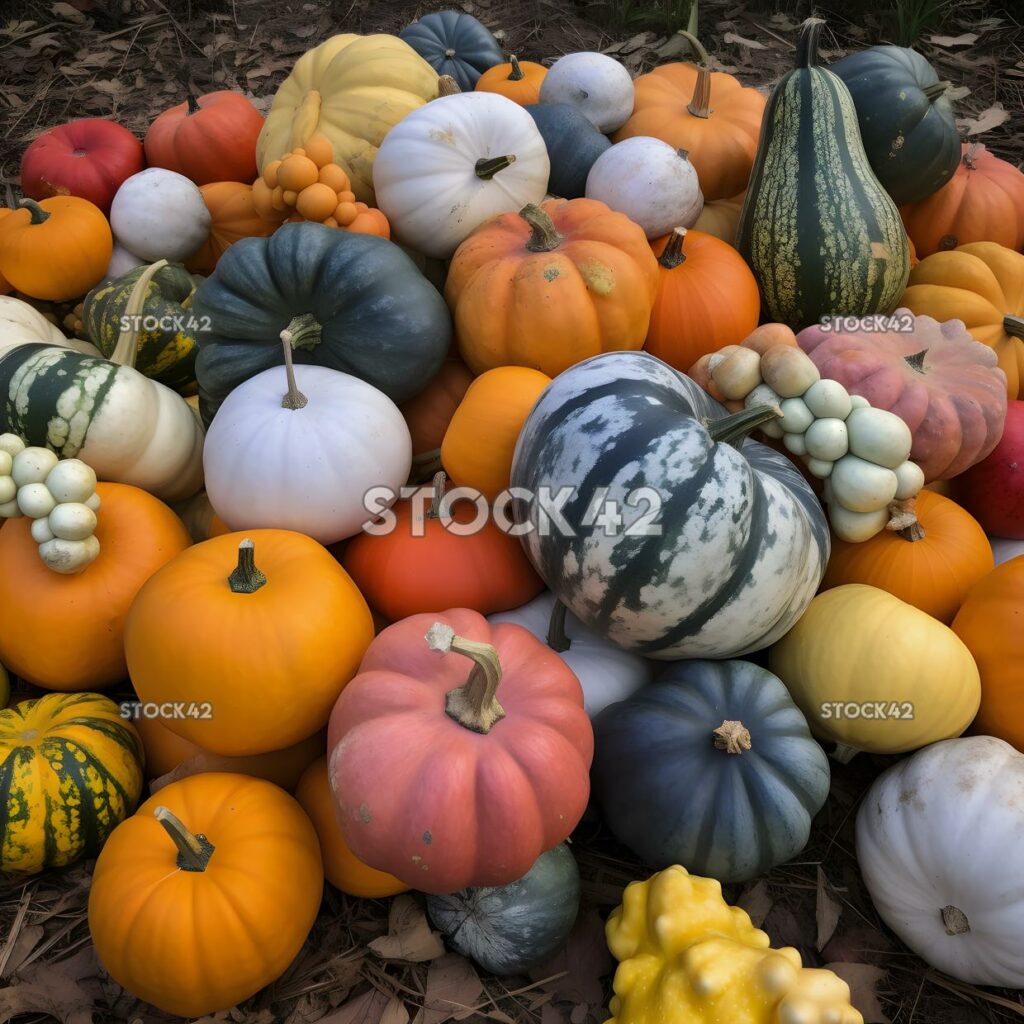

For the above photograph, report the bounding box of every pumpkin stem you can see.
[154,806,215,872]
[1003,315,1024,341]
[706,404,781,447]
[428,469,447,519]
[831,742,859,764]
[941,905,971,936]
[444,48,457,58]
[963,142,980,169]
[476,154,517,180]
[17,198,50,225]
[904,349,928,373]
[280,312,322,352]
[659,228,688,269]
[110,260,169,368]
[795,17,826,69]
[887,497,924,541]
[520,204,561,253]
[674,31,712,118]
[426,622,507,734]
[411,447,444,484]
[508,54,525,81]
[713,720,752,754]
[228,538,267,594]
[547,600,571,653]
[437,74,461,97]
[186,93,200,115]
[922,80,951,102]
[279,332,309,411]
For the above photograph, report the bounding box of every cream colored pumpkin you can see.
[0,295,101,362]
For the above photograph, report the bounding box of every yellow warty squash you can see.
[256,34,441,203]
[606,865,863,1024]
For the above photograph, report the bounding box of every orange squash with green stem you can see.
[476,55,547,104]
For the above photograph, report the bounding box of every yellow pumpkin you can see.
[769,584,980,757]
[256,34,440,203]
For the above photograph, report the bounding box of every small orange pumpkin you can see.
[185,181,278,274]
[475,55,548,104]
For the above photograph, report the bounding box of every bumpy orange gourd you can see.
[475,55,548,104]
[446,199,659,376]
[185,181,278,274]
[0,482,190,690]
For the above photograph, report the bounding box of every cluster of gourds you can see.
[1,8,1024,1024]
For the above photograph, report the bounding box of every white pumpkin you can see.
[856,736,1024,987]
[203,346,412,545]
[489,591,654,718]
[539,52,635,133]
[585,138,703,239]
[105,242,145,281]
[373,92,550,259]
[110,168,211,263]
[0,295,101,362]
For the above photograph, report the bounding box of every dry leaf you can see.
[825,963,890,1024]
[0,965,97,1024]
[619,32,654,54]
[929,32,979,47]
[368,896,446,963]
[52,2,87,21]
[320,989,393,1024]
[655,33,698,59]
[737,879,774,928]
[958,103,1010,135]
[532,909,612,1012]
[0,923,44,979]
[422,953,482,1024]
[815,867,842,951]
[382,996,411,1024]
[541,1006,568,1024]
[724,32,767,50]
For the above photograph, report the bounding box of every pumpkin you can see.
[606,865,864,1024]
[901,241,1024,399]
[592,660,829,882]
[191,221,451,425]
[645,227,760,371]
[0,210,10,294]
[511,352,830,659]
[399,11,503,92]
[0,294,101,362]
[952,556,1024,752]
[693,190,744,246]
[256,33,440,203]
[478,55,548,105]
[89,772,323,1017]
[445,200,659,377]
[203,341,412,546]
[400,357,474,474]
[523,102,611,199]
[769,584,980,758]
[830,45,959,207]
[737,19,910,330]
[185,181,278,274]
[441,366,551,501]
[426,843,580,975]
[373,92,549,260]
[0,197,112,301]
[343,472,543,620]
[126,531,373,756]
[20,118,144,215]
[0,482,190,690]
[295,755,409,897]
[327,609,593,892]
[585,138,703,240]
[109,168,212,263]
[105,242,143,280]
[0,692,143,875]
[613,34,765,202]
[856,736,1024,987]
[953,400,1024,538]
[900,143,1024,257]
[539,52,634,133]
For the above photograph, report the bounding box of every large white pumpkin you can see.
[0,295,101,362]
[539,52,635,133]
[110,168,211,263]
[373,92,549,259]
[856,735,1024,987]
[586,137,703,239]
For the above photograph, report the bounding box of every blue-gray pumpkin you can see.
[399,11,504,92]
[191,222,451,426]
[592,659,830,882]
[524,103,611,199]
[510,351,830,659]
[425,843,580,975]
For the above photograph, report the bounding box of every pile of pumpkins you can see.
[1,10,1023,1023]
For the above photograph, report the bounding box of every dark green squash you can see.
[736,18,910,330]
[524,103,611,199]
[830,45,960,207]
[399,11,503,92]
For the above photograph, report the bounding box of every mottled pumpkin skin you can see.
[0,692,144,875]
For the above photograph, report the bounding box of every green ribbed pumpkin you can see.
[736,18,910,330]
[83,262,202,395]
[0,693,144,875]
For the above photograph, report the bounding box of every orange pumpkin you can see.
[953,555,1024,752]
[693,191,744,246]
[822,489,994,624]
[0,209,11,294]
[400,357,475,468]
[901,143,1024,258]
[295,756,409,897]
[475,55,548,104]
[0,482,190,691]
[185,181,278,274]
[125,531,374,756]
[446,199,659,377]
[645,227,760,371]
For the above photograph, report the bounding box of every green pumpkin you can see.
[83,262,202,395]
[737,18,910,330]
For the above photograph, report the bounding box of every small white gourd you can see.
[45,459,98,503]
[893,461,925,500]
[38,536,101,575]
[830,455,899,513]
[802,379,852,420]
[17,482,56,519]
[759,346,820,398]
[12,447,59,487]
[829,503,891,543]
[782,431,807,455]
[806,458,834,479]
[31,517,55,544]
[710,347,761,400]
[49,502,98,541]
[848,394,870,411]
[0,476,14,505]
[846,407,913,469]
[85,493,102,513]
[744,383,784,438]
[0,434,25,458]
[777,397,814,434]
[804,418,848,462]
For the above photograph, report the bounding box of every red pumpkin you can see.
[20,118,144,215]
[144,92,264,185]
[327,608,593,892]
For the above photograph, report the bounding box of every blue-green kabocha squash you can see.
[399,10,503,92]
[736,18,910,330]
[191,222,451,426]
[524,103,612,199]
[591,660,830,882]
[425,843,580,975]
[830,45,960,207]
[510,351,829,659]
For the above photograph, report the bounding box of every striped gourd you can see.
[0,692,144,875]
[736,18,910,330]
[510,351,829,659]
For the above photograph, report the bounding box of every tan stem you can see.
[675,29,709,64]
[941,905,970,935]
[110,260,169,368]
[963,143,980,169]
[886,498,924,541]
[547,600,571,653]
[508,54,525,81]
[658,228,688,269]
[155,806,214,871]
[796,17,826,69]
[426,622,506,734]
[687,68,712,118]
[520,204,561,253]
[437,75,461,96]
[228,538,267,594]
[279,332,308,411]
[713,720,752,754]
[428,470,447,519]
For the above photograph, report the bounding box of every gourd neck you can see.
[228,538,267,594]
[795,18,825,69]
[17,198,49,225]
[547,600,571,653]
[110,259,169,368]
[941,905,970,935]
[1004,315,1024,341]
[427,622,506,734]
[520,204,561,253]
[922,80,951,102]
[658,227,688,269]
[279,326,311,410]
[713,720,751,754]
[476,154,517,180]
[677,32,712,118]
[186,93,200,115]
[508,54,525,81]
[904,349,928,373]
[707,404,782,447]
[155,806,215,871]
[437,75,461,97]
